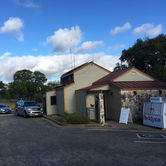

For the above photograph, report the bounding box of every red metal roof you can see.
[76,83,109,91]
[111,81,166,89]
[76,81,166,91]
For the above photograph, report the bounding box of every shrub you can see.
[61,112,90,124]
[61,112,70,123]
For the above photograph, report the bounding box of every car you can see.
[15,99,43,118]
[0,104,11,114]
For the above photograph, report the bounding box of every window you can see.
[152,103,161,116]
[144,103,151,115]
[51,96,56,105]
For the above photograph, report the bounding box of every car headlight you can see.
[27,109,31,112]
[40,108,43,111]
[1,109,5,111]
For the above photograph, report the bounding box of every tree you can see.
[119,34,166,82]
[33,71,47,90]
[46,80,60,89]
[11,69,47,99]
[113,62,127,71]
[0,81,5,90]
[0,81,8,99]
[8,81,28,99]
[14,69,33,82]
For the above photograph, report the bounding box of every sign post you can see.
[119,108,133,124]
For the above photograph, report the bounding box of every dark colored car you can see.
[0,104,11,114]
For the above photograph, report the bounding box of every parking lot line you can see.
[134,141,166,144]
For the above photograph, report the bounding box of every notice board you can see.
[119,108,133,124]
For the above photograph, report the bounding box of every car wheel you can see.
[15,110,19,116]
[23,111,27,118]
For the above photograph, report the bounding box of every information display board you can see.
[119,108,133,124]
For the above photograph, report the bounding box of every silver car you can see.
[0,104,11,114]
[15,99,43,118]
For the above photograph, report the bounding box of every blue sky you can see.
[0,0,166,83]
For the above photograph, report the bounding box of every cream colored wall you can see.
[46,90,56,115]
[106,87,121,121]
[92,85,110,91]
[65,64,110,113]
[114,69,154,82]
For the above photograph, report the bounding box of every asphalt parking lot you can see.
[0,113,166,166]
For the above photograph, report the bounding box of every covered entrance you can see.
[76,83,121,122]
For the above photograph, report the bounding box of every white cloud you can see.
[76,41,104,53]
[132,23,162,36]
[107,44,125,51]
[32,48,38,51]
[44,26,82,54]
[0,17,24,41]
[0,52,120,82]
[110,22,131,35]
[0,52,12,61]
[12,0,40,8]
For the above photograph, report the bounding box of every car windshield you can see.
[24,102,36,106]
[0,104,7,107]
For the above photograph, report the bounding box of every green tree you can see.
[8,81,28,99]
[33,71,47,90]
[0,81,5,90]
[113,62,127,71]
[0,81,7,99]
[14,69,33,82]
[119,34,166,82]
[11,69,47,99]
[46,80,60,89]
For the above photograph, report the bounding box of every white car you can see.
[0,104,11,114]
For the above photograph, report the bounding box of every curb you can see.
[42,115,112,128]
[43,115,62,126]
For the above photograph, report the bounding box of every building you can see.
[42,62,166,121]
[76,66,166,121]
[42,61,110,115]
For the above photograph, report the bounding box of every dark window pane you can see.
[51,96,56,105]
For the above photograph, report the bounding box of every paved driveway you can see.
[0,113,166,166]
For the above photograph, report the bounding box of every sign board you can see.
[150,97,161,103]
[119,108,133,124]
[150,97,166,103]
